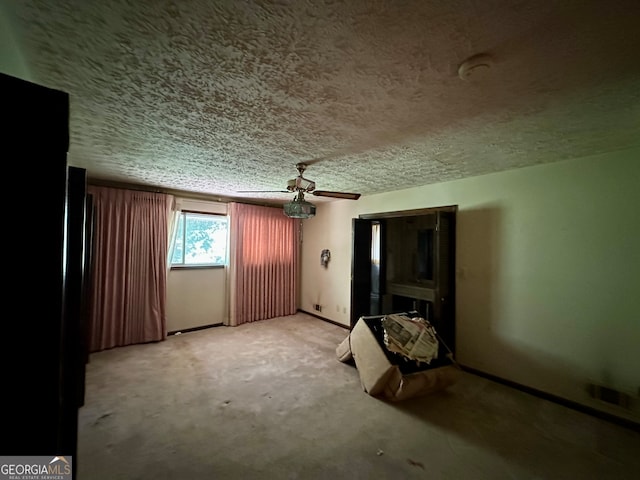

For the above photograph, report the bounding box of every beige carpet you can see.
[78,313,640,479]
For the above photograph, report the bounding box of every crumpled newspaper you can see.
[382,314,439,364]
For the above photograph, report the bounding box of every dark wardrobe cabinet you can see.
[351,206,457,353]
[2,72,90,474]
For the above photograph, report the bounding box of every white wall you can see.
[300,148,640,421]
[0,3,30,79]
[166,267,227,332]
[166,199,228,332]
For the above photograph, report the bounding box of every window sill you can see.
[170,264,226,270]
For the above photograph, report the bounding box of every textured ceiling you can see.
[4,0,640,204]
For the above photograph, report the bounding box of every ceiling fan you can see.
[239,163,361,219]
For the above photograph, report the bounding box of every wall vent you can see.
[587,383,632,409]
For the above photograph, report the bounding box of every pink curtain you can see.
[87,186,173,352]
[229,202,300,326]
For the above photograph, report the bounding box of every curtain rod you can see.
[87,177,283,208]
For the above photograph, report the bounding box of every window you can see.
[171,212,228,267]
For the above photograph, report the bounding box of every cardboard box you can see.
[338,314,461,401]
[335,335,352,363]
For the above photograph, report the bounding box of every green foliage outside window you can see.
[171,212,228,266]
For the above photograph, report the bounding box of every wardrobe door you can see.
[434,210,456,354]
[61,166,88,464]
[2,72,83,465]
[351,218,374,327]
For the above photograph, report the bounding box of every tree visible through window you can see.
[171,212,228,266]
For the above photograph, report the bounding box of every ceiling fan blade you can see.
[312,190,361,200]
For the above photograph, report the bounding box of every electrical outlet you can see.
[314,304,321,312]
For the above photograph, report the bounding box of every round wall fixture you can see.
[458,53,493,80]
[321,249,331,267]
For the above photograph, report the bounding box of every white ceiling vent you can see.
[458,53,493,80]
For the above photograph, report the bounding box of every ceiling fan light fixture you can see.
[283,193,316,219]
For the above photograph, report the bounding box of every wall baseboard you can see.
[167,323,223,336]
[298,309,350,330]
[460,365,640,433]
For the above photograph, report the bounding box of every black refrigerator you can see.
[1,72,89,476]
